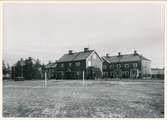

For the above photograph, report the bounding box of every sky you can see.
[3,3,165,68]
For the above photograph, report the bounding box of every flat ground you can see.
[3,79,164,118]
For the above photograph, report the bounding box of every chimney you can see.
[68,50,73,55]
[134,50,137,55]
[84,48,89,52]
[106,53,109,57]
[118,52,121,56]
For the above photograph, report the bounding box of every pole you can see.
[13,66,16,81]
[45,71,47,88]
[83,70,85,87]
[21,66,23,78]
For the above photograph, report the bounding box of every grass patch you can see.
[3,79,164,117]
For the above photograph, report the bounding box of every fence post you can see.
[83,70,85,87]
[45,71,47,88]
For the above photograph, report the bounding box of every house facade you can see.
[102,51,152,79]
[55,48,103,80]
[151,68,164,79]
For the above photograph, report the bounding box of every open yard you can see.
[3,79,164,118]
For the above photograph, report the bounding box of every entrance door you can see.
[130,69,139,79]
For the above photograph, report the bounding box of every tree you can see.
[24,57,34,80]
[3,60,11,80]
[41,64,46,79]
[33,58,42,79]
[12,57,43,80]
[14,58,24,78]
[3,60,7,75]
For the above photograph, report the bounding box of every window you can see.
[75,62,81,67]
[88,61,91,67]
[110,64,114,69]
[124,64,129,68]
[133,63,138,68]
[76,71,80,76]
[69,63,72,67]
[110,72,113,76]
[122,71,125,75]
[117,64,121,68]
[125,71,129,75]
[103,65,107,69]
[104,72,108,76]
[61,72,64,76]
[61,63,64,67]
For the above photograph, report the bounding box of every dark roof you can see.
[45,62,57,69]
[57,50,94,63]
[102,53,150,63]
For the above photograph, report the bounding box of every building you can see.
[151,68,164,79]
[3,73,11,80]
[102,51,151,79]
[45,62,57,79]
[55,48,103,79]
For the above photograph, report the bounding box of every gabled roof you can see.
[57,50,94,63]
[102,53,150,63]
[101,56,110,63]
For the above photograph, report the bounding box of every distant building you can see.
[55,48,103,79]
[151,68,164,79]
[45,62,57,79]
[102,50,152,79]
[3,73,11,80]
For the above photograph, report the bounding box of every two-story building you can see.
[55,48,103,79]
[102,51,151,79]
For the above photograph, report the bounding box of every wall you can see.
[102,60,142,78]
[55,60,86,79]
[86,51,103,73]
[102,60,110,78]
[141,60,152,77]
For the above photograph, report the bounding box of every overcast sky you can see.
[3,3,164,68]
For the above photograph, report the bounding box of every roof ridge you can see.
[64,50,94,55]
[103,53,140,57]
[57,50,94,62]
[102,56,111,63]
[72,50,94,61]
[102,53,150,63]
